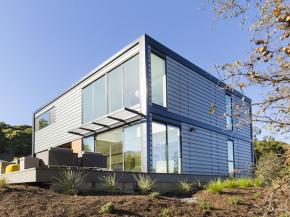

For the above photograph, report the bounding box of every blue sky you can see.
[0,1,288,142]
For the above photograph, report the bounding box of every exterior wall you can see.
[71,139,82,156]
[146,35,253,176]
[34,41,142,154]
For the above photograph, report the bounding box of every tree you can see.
[210,0,289,134]
[0,122,32,159]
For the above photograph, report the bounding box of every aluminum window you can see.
[35,107,55,131]
[227,140,235,174]
[82,54,140,124]
[152,121,180,173]
[226,94,233,130]
[151,53,167,107]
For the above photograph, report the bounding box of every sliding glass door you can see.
[95,123,142,172]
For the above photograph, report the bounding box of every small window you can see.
[151,53,167,107]
[226,94,233,130]
[35,107,55,131]
[227,140,234,174]
[83,136,95,152]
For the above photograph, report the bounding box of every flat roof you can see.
[33,34,251,115]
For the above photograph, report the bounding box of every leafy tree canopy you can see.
[0,122,32,160]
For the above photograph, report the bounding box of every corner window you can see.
[151,53,167,107]
[35,107,55,131]
[226,94,233,130]
[152,122,180,173]
[83,136,95,152]
[82,54,140,124]
[227,140,234,174]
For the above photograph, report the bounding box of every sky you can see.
[0,1,288,142]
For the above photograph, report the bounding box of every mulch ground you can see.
[0,185,287,217]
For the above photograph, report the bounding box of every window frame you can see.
[150,50,168,108]
[151,120,181,174]
[35,107,55,131]
[225,93,233,130]
[227,140,235,174]
[81,54,140,124]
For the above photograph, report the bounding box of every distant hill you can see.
[0,122,32,161]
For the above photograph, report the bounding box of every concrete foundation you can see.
[0,167,226,194]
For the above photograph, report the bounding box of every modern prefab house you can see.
[32,34,253,177]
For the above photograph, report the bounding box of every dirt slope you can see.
[0,185,286,217]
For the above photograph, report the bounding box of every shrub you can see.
[207,179,225,193]
[161,208,170,217]
[255,152,284,184]
[200,201,213,211]
[177,180,193,194]
[98,173,119,193]
[229,197,242,205]
[134,174,155,194]
[52,169,87,195]
[223,179,239,188]
[150,191,160,198]
[99,202,114,214]
[0,178,7,188]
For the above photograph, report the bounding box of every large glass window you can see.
[151,53,167,107]
[83,136,95,152]
[227,140,234,174]
[108,66,123,113]
[94,76,107,118]
[123,124,142,172]
[152,122,180,173]
[35,107,55,131]
[167,126,180,173]
[82,84,94,123]
[152,122,167,173]
[95,128,123,171]
[226,94,233,130]
[82,54,140,124]
[123,55,140,107]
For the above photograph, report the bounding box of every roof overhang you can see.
[68,107,146,137]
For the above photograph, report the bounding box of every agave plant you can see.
[98,172,120,193]
[52,168,87,195]
[134,174,155,194]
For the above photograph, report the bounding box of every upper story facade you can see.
[33,34,253,175]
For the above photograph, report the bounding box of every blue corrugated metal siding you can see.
[167,57,226,129]
[181,124,228,175]
[234,139,253,177]
[148,44,253,176]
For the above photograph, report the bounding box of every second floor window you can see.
[151,53,167,107]
[82,54,140,124]
[226,94,233,130]
[35,107,55,131]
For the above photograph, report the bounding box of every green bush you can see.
[0,178,7,188]
[52,169,87,195]
[150,191,160,198]
[99,202,114,214]
[177,180,193,194]
[134,174,155,194]
[207,178,262,193]
[161,208,170,217]
[200,201,213,211]
[207,179,225,193]
[98,173,119,193]
[229,197,242,205]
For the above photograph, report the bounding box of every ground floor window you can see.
[152,121,181,173]
[83,136,95,152]
[227,140,235,174]
[94,123,142,172]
